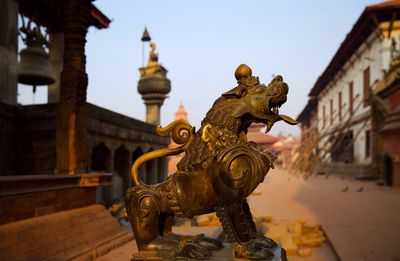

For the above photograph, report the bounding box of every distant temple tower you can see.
[168,102,188,174]
[174,102,188,121]
[137,29,171,125]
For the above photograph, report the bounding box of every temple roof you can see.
[296,97,317,123]
[174,102,188,121]
[308,0,400,97]
[246,123,280,145]
[89,4,111,29]
[272,136,299,153]
[18,0,111,31]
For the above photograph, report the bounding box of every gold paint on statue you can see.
[139,42,162,77]
[148,42,159,66]
[126,64,297,260]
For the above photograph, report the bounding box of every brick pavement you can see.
[97,168,400,261]
[248,168,400,261]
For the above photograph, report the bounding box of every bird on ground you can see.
[342,186,349,192]
[357,186,364,192]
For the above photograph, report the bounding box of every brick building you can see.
[0,0,169,259]
[297,0,400,180]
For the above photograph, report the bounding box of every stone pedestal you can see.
[131,243,285,261]
[129,226,286,261]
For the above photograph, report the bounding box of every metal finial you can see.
[235,64,252,80]
[141,27,151,42]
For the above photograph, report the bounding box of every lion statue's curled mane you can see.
[126,64,297,260]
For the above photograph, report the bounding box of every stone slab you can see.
[171,226,223,240]
[131,243,284,261]
[97,238,339,261]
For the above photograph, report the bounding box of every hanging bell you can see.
[18,24,55,92]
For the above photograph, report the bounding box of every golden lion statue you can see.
[126,64,297,260]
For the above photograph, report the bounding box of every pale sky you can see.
[17,0,379,136]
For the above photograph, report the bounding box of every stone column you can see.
[157,157,168,182]
[0,0,18,105]
[87,141,94,172]
[153,158,159,184]
[145,100,162,125]
[109,149,115,172]
[56,0,90,175]
[146,159,158,184]
[139,164,147,184]
[48,32,64,103]
[137,66,171,125]
[131,149,148,184]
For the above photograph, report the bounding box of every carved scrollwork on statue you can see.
[125,64,297,260]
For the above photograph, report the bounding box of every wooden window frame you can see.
[349,81,354,116]
[330,99,333,125]
[363,67,370,107]
[338,91,342,122]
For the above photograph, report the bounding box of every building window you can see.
[363,67,370,107]
[349,81,353,116]
[365,130,370,158]
[338,91,342,122]
[323,105,326,128]
[330,99,333,125]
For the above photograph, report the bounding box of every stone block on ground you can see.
[195,213,221,227]
[258,216,327,257]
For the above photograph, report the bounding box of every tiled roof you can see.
[308,1,400,97]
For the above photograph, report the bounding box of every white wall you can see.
[316,26,398,164]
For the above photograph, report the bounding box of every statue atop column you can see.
[148,42,159,65]
[139,41,164,77]
[137,29,171,125]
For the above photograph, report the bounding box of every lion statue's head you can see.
[175,64,297,172]
[201,64,297,136]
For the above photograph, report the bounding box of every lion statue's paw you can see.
[169,234,223,259]
[194,234,224,251]
[250,231,278,249]
[232,237,285,260]
[170,240,211,259]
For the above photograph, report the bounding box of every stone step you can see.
[0,204,133,261]
[319,163,377,178]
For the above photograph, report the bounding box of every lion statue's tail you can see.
[130,119,195,186]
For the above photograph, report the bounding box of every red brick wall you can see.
[0,187,96,225]
[382,134,400,187]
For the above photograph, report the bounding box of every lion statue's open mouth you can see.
[126,64,297,260]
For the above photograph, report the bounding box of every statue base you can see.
[131,243,286,261]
